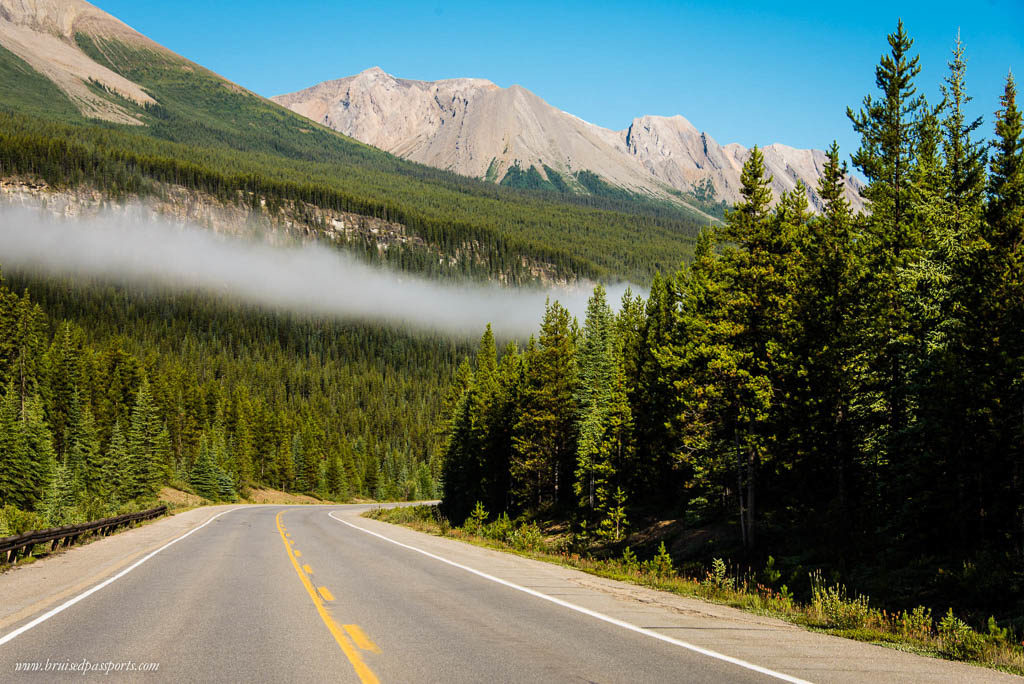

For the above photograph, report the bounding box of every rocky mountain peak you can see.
[273,71,864,215]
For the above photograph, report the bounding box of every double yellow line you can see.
[275,511,379,684]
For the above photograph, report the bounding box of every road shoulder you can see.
[341,509,1021,684]
[0,505,237,633]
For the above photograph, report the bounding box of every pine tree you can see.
[941,31,987,221]
[847,19,926,239]
[440,325,499,522]
[41,462,80,527]
[71,400,103,496]
[988,72,1024,247]
[325,452,343,498]
[23,394,56,511]
[511,301,578,510]
[986,72,1024,560]
[847,20,928,502]
[45,323,81,459]
[793,141,867,552]
[574,285,616,517]
[631,271,682,512]
[190,436,219,500]
[105,419,130,502]
[126,377,163,499]
[594,351,634,536]
[0,381,30,509]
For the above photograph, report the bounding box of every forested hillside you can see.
[0,31,706,286]
[0,269,469,534]
[439,24,1024,629]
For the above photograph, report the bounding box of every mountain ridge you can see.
[273,67,864,214]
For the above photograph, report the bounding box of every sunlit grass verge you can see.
[364,504,1024,676]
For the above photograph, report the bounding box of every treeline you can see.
[440,24,1024,624]
[0,34,704,286]
[0,271,465,533]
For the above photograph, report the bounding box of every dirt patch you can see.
[244,488,324,505]
[158,487,207,508]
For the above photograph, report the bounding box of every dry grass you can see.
[157,487,207,508]
[243,487,325,505]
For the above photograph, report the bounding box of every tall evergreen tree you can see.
[574,285,616,518]
[105,419,130,502]
[0,381,30,508]
[847,20,928,501]
[512,301,578,510]
[126,377,163,499]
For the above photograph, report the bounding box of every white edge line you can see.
[0,507,242,647]
[328,511,812,684]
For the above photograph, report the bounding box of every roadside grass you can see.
[364,504,1024,676]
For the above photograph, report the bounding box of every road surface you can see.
[0,504,1017,682]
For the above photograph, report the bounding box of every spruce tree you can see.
[988,72,1024,246]
[126,377,163,499]
[190,436,219,500]
[847,20,927,500]
[325,452,343,498]
[105,419,130,502]
[987,72,1024,560]
[0,381,30,509]
[23,395,56,511]
[941,31,986,220]
[574,285,615,517]
[511,301,577,510]
[72,400,103,497]
[42,462,80,527]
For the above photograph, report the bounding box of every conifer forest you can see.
[440,24,1024,625]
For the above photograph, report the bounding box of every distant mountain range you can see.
[273,67,864,215]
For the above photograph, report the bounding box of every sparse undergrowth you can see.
[365,504,1024,676]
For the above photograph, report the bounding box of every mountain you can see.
[273,68,865,214]
[0,0,163,123]
[0,0,712,286]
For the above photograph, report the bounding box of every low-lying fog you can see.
[0,206,639,337]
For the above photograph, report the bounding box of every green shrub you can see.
[810,572,872,629]
[0,505,45,535]
[761,555,781,587]
[898,606,933,640]
[510,522,544,551]
[643,542,675,579]
[986,616,1009,645]
[465,501,488,535]
[703,557,734,592]
[483,512,513,543]
[620,546,639,574]
[938,608,985,660]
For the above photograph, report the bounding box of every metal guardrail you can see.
[0,505,168,564]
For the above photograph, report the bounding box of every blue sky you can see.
[92,1,1023,160]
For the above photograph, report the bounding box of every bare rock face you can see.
[0,0,166,124]
[275,69,865,214]
[274,68,662,204]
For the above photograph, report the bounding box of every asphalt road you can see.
[0,505,1017,683]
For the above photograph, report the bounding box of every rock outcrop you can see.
[275,68,864,213]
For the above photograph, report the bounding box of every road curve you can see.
[0,504,1017,683]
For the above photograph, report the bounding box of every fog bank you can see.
[0,206,639,337]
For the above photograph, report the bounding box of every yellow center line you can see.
[302,564,313,575]
[294,550,302,557]
[275,511,379,684]
[344,624,382,654]
[319,586,335,601]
